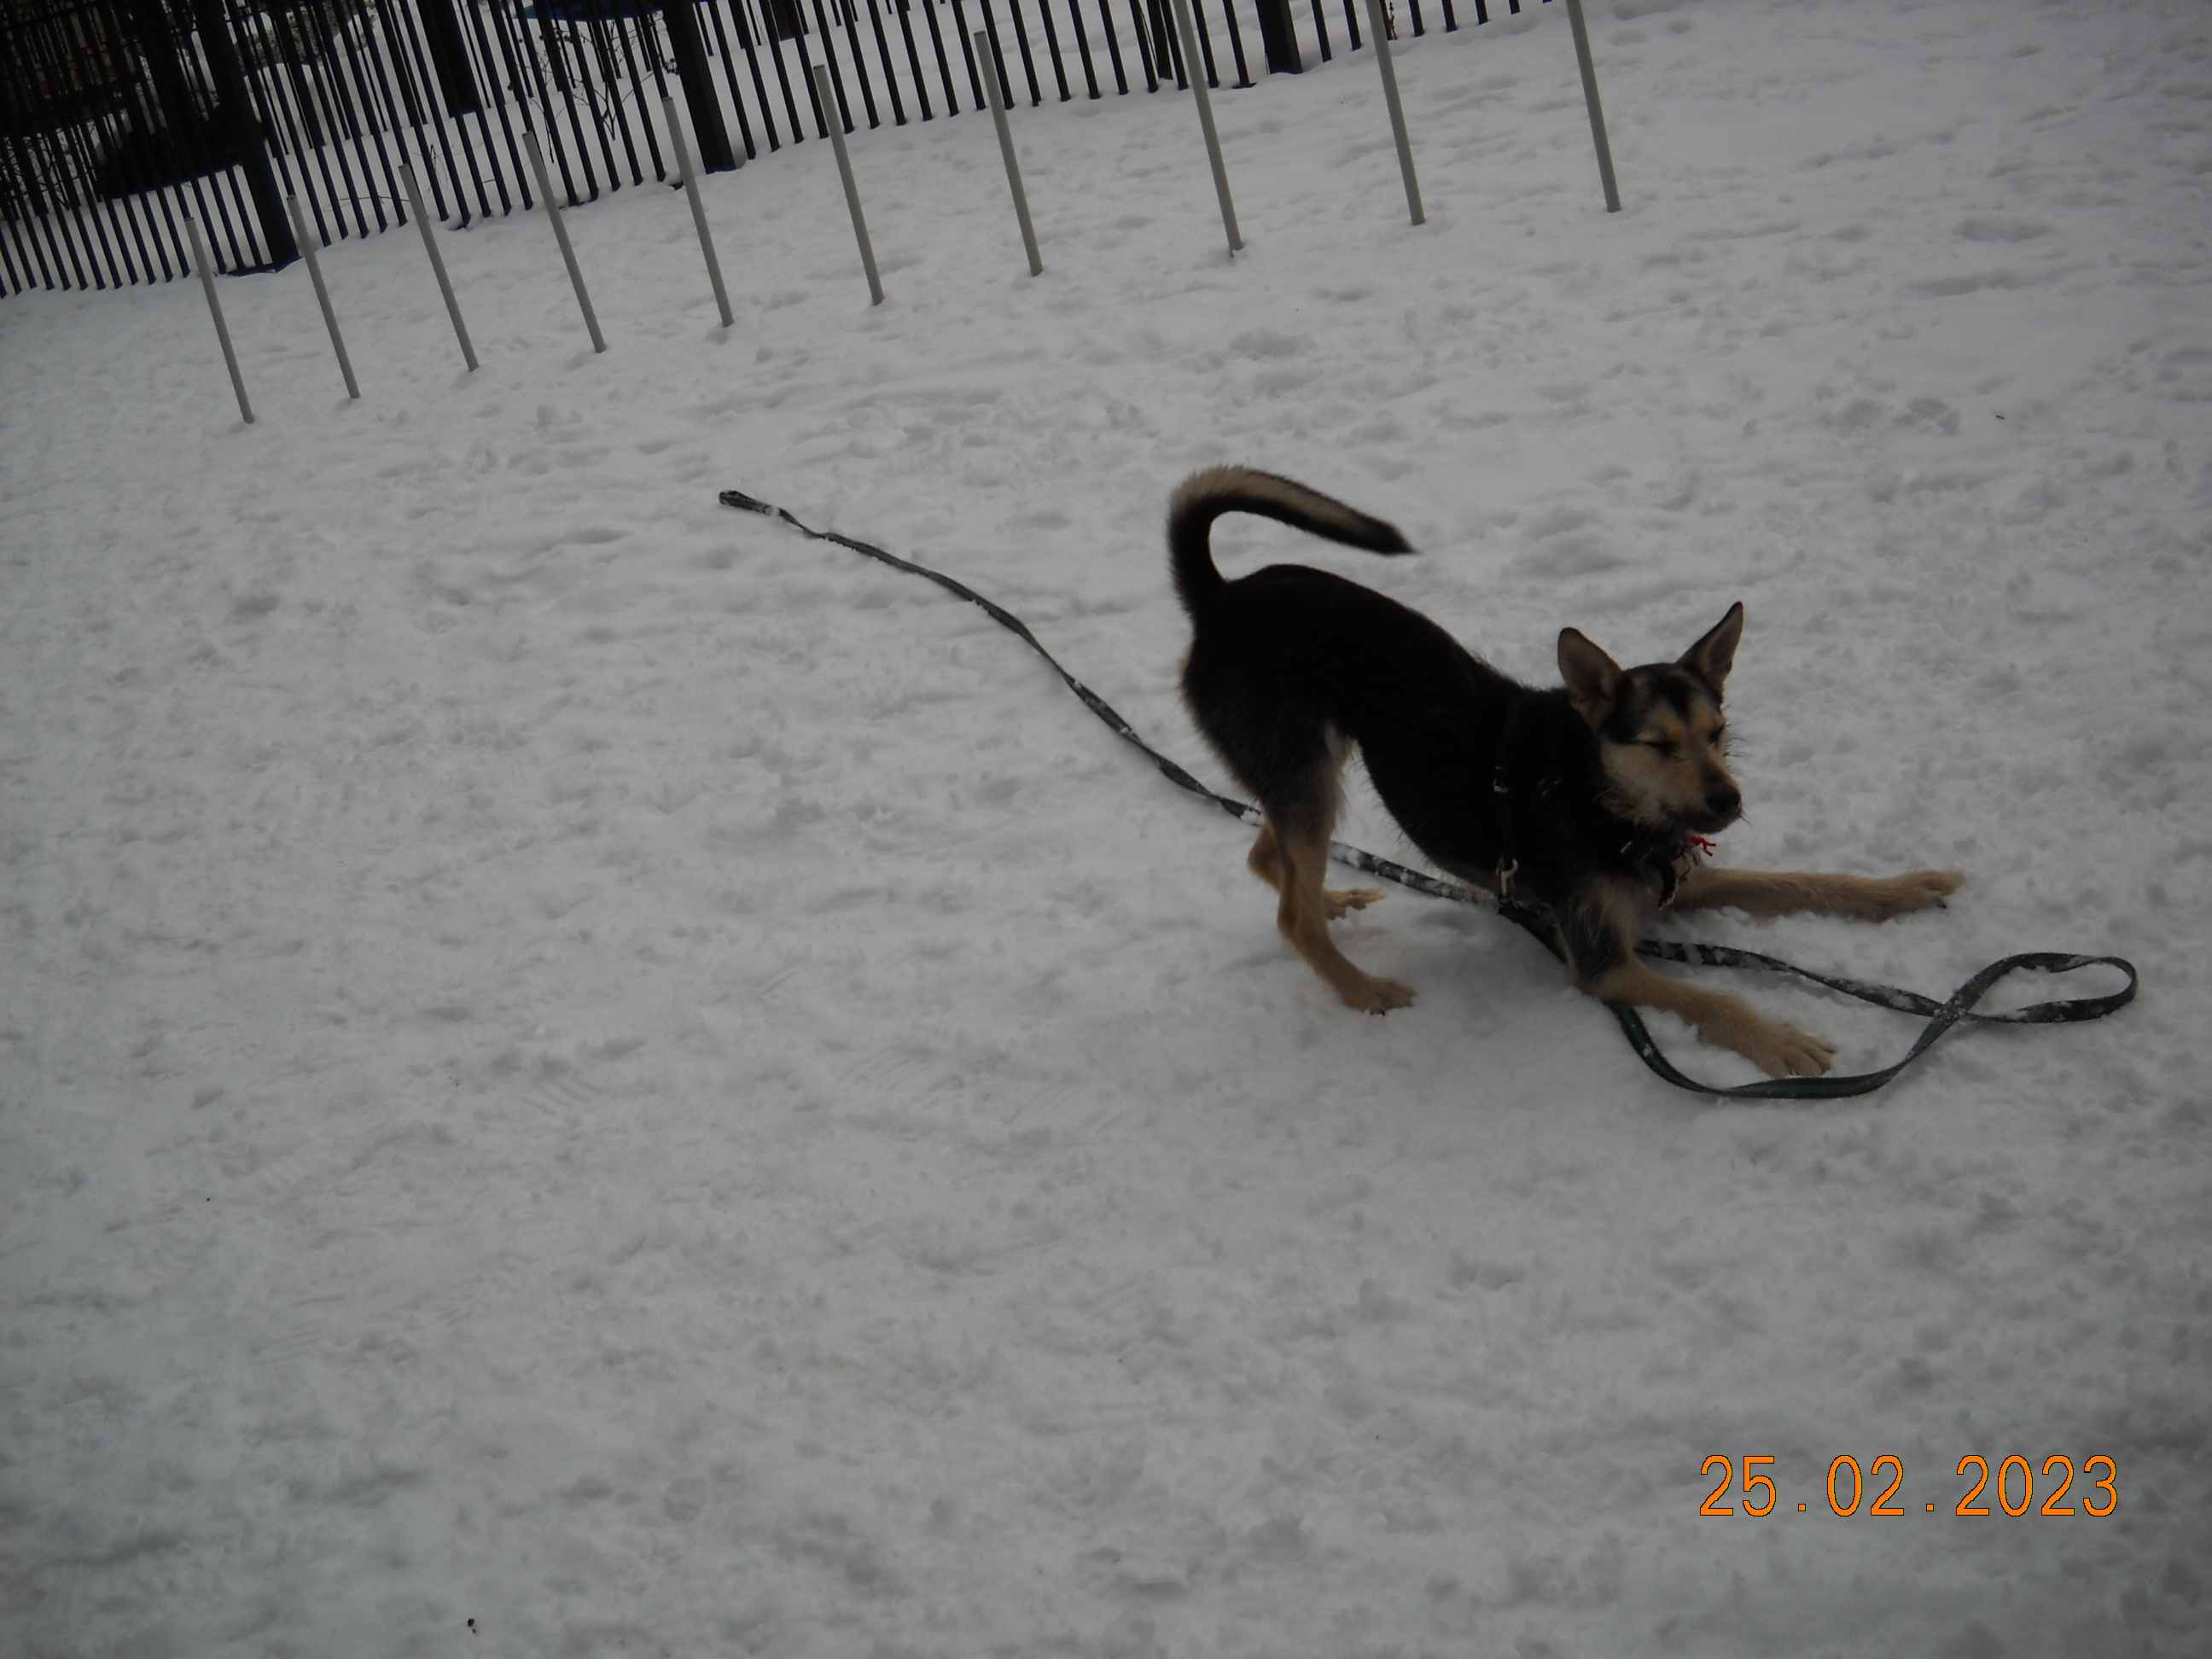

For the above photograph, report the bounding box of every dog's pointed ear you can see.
[1558,628,1625,725]
[1679,602,1744,692]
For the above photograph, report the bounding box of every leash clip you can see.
[1496,858,1518,901]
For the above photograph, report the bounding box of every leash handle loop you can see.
[1604,948,2138,1101]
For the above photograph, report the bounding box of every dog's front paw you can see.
[1713,1017,1836,1079]
[1754,1022,1836,1079]
[1342,975,1417,1016]
[1874,869,1965,917]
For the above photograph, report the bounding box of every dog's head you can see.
[1557,602,1744,835]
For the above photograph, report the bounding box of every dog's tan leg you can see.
[1323,885,1386,919]
[1587,958,1837,1079]
[1275,825,1414,1015]
[1248,822,1284,891]
[1565,876,1831,1077]
[1313,732,1382,918]
[1251,824,1378,916]
[1675,866,1963,921]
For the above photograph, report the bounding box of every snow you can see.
[3,0,2209,1652]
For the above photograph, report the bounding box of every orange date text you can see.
[1698,1453,2117,1518]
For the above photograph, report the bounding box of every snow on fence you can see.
[0,0,1560,298]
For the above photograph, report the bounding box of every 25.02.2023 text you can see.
[1700,1453,2117,1518]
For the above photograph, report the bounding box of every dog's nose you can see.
[1705,783,1742,822]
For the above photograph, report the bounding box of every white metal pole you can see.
[974,31,1042,276]
[285,195,359,399]
[1165,0,1241,254]
[184,215,253,426]
[1360,0,1423,226]
[662,95,735,328]
[1563,0,1621,212]
[812,62,884,306]
[523,129,608,352]
[399,161,478,372]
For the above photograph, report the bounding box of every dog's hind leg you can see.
[1248,820,1285,889]
[1324,885,1386,919]
[1273,818,1415,1015]
[1247,760,1380,928]
[1249,818,1384,919]
[1675,866,1962,921]
[1246,742,1383,919]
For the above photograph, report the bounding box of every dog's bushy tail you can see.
[1168,465,1413,616]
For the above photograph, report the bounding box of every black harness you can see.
[1493,765,1690,911]
[1487,694,1691,916]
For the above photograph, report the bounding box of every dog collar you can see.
[1494,769,1705,909]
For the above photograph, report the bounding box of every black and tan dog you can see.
[1170,466,1962,1078]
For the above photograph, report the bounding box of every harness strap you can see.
[721,486,2138,1102]
[1492,764,1517,901]
[1488,693,1550,905]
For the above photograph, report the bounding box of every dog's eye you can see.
[1644,738,1680,760]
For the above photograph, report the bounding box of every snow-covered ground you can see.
[4,0,2209,1652]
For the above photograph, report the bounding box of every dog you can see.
[1169,466,1963,1078]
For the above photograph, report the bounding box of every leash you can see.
[719,486,2138,1101]
[1507,903,2136,1100]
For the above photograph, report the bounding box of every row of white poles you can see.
[1158,0,1617,256]
[187,17,1621,423]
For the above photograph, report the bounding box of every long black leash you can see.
[720,487,2138,1101]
